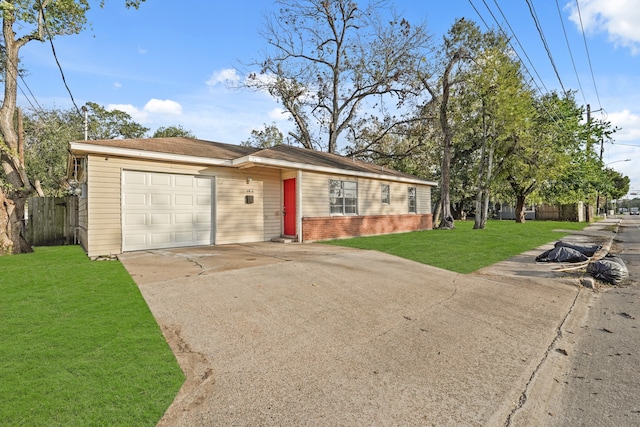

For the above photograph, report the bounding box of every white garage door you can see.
[122,170,213,251]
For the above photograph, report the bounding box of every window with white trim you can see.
[408,187,417,213]
[330,179,358,215]
[381,184,390,204]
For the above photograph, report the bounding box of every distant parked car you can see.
[631,207,639,215]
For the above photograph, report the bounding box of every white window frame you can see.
[381,184,390,205]
[329,179,358,215]
[408,187,417,213]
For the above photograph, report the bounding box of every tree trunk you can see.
[515,194,527,223]
[439,136,454,229]
[473,137,491,229]
[432,197,442,227]
[0,188,31,255]
[437,58,457,231]
[0,11,36,254]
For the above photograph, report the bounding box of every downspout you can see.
[297,169,303,242]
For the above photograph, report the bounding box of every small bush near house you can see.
[0,246,184,426]
[325,220,586,274]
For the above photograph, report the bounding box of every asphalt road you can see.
[544,216,640,426]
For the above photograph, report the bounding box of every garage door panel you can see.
[150,174,171,186]
[151,194,171,206]
[196,195,211,205]
[150,213,171,225]
[123,213,146,226]
[196,213,211,224]
[122,171,213,251]
[196,177,211,188]
[123,233,146,247]
[175,213,194,224]
[123,193,147,205]
[175,231,195,243]
[123,171,146,185]
[150,233,171,245]
[174,175,194,187]
[175,194,194,206]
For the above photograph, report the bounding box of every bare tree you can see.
[246,0,430,153]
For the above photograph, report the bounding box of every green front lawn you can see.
[325,220,586,273]
[0,246,184,426]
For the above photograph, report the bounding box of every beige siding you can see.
[300,171,432,217]
[417,185,432,214]
[261,168,283,241]
[85,155,282,257]
[299,171,330,217]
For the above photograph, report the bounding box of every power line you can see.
[469,0,564,125]
[0,44,46,117]
[37,0,84,117]
[574,0,603,111]
[524,0,567,95]
[555,0,587,107]
[488,0,557,108]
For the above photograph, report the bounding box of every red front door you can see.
[283,178,296,236]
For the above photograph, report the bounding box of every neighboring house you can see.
[67,137,436,258]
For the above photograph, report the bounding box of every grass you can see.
[324,220,586,273]
[0,246,184,427]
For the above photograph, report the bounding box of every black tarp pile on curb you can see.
[536,241,629,285]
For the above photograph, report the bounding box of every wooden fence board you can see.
[26,197,78,246]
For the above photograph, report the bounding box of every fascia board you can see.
[233,155,437,186]
[69,142,233,167]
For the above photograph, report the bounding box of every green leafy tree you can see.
[241,122,285,148]
[83,102,149,140]
[23,103,149,196]
[451,29,535,228]
[0,0,145,254]
[499,92,580,223]
[152,125,195,139]
[24,108,83,196]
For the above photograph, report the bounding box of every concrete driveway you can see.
[120,240,590,426]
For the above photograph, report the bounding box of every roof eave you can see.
[68,142,436,186]
[233,155,437,186]
[69,142,234,167]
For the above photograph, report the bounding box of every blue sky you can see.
[18,0,640,196]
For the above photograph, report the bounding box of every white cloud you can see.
[138,47,148,55]
[608,109,640,141]
[567,0,640,54]
[107,99,183,123]
[206,68,240,86]
[144,99,183,115]
[113,82,122,89]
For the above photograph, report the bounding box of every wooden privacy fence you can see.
[535,202,587,222]
[26,196,78,246]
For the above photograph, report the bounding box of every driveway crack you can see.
[186,256,205,274]
[504,287,583,426]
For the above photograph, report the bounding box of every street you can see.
[544,216,640,426]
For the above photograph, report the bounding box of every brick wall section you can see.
[302,214,433,241]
